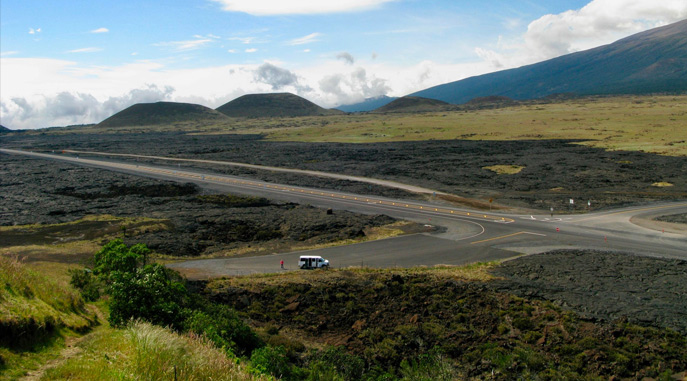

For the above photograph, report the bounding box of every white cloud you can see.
[210,0,396,15]
[67,47,103,53]
[90,27,109,34]
[154,38,213,51]
[29,28,42,35]
[287,32,321,46]
[475,0,687,69]
[1,51,19,57]
[245,48,258,53]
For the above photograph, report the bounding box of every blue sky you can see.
[1,0,686,129]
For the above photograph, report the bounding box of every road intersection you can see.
[2,148,685,278]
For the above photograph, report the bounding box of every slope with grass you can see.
[0,256,97,378]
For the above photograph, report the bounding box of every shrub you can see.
[250,345,292,379]
[69,268,101,302]
[310,346,365,381]
[183,304,263,356]
[93,239,148,281]
[108,264,186,328]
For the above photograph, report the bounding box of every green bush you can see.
[183,304,263,356]
[250,345,292,379]
[69,268,101,302]
[93,239,148,281]
[108,264,186,328]
[309,346,365,381]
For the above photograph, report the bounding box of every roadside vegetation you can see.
[207,265,687,380]
[3,238,687,379]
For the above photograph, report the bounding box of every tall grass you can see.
[44,321,264,380]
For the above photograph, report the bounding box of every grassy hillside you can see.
[0,256,97,378]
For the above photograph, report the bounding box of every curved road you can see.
[2,148,686,279]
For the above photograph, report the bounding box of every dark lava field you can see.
[3,132,686,211]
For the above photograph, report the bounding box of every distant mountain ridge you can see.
[0,125,10,132]
[216,93,343,118]
[98,102,229,128]
[412,19,687,104]
[336,96,398,112]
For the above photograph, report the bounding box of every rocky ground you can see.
[0,154,398,259]
[489,250,687,334]
[3,132,687,211]
[207,255,687,379]
[656,213,687,224]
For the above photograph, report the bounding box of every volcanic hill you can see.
[412,19,687,104]
[372,96,450,113]
[97,102,230,128]
[215,93,343,118]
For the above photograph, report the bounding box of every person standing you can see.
[280,259,284,269]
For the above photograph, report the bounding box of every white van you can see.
[298,255,329,269]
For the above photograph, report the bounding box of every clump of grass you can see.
[44,321,262,380]
[483,165,526,175]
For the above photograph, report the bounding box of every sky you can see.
[1,0,686,129]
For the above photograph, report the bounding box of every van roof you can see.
[299,255,322,259]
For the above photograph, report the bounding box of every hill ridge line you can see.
[61,149,446,196]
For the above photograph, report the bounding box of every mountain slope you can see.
[0,125,10,133]
[216,93,343,118]
[336,96,398,112]
[98,102,230,128]
[412,19,687,104]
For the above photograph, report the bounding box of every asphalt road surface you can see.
[3,148,685,279]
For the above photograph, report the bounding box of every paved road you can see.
[3,148,686,279]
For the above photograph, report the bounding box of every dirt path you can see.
[19,305,105,381]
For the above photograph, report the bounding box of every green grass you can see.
[0,256,97,378]
[43,320,264,380]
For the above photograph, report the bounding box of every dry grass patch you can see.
[483,165,525,175]
[652,182,674,187]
